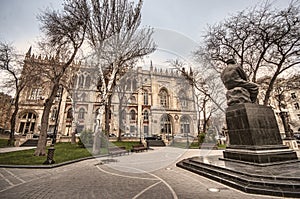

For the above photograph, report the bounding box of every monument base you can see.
[224,103,298,165]
[222,145,298,165]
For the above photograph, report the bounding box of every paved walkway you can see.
[1,147,298,198]
[0,147,36,153]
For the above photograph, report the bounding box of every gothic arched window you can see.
[180,116,190,136]
[78,75,84,88]
[159,89,168,108]
[130,110,136,120]
[179,90,188,108]
[85,75,91,88]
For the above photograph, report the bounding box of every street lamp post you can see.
[44,85,63,165]
[280,109,299,150]
[139,114,143,144]
[52,86,63,145]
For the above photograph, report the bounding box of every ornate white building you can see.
[72,63,198,142]
[16,50,197,144]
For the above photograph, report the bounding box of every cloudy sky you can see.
[0,0,291,67]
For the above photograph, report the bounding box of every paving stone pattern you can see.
[0,148,298,199]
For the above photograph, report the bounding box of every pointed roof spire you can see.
[26,46,32,58]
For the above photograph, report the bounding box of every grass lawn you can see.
[0,140,141,165]
[0,138,8,148]
[0,142,92,165]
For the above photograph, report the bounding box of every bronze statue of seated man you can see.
[221,59,258,106]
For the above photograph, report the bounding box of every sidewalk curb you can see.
[0,154,109,169]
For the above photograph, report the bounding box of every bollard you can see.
[43,144,56,164]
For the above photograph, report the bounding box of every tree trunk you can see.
[104,94,112,135]
[8,94,19,146]
[263,72,279,105]
[34,84,59,156]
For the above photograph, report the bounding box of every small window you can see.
[85,75,91,88]
[294,103,300,110]
[67,108,73,119]
[78,108,85,120]
[144,91,149,105]
[78,75,84,88]
[143,110,149,121]
[28,88,42,100]
[51,107,58,120]
[130,110,136,120]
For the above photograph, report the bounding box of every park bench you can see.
[131,144,148,152]
[108,146,129,157]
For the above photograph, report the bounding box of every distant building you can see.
[257,76,300,137]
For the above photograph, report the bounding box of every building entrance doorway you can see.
[160,114,172,140]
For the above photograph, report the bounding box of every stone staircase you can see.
[20,139,38,147]
[177,157,300,198]
[147,140,166,147]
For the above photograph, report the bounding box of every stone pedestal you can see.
[223,103,298,165]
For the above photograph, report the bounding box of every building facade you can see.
[71,64,198,142]
[15,52,197,144]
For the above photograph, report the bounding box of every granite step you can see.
[177,158,300,198]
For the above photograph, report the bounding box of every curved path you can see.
[0,147,287,199]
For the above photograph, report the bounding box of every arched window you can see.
[78,75,84,88]
[161,114,171,134]
[159,89,168,108]
[180,116,190,136]
[144,91,149,105]
[130,110,136,120]
[78,108,85,120]
[179,90,188,108]
[85,75,91,88]
[143,110,149,121]
[67,108,73,119]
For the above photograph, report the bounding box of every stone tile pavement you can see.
[1,147,299,198]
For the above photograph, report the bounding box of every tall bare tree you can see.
[0,42,35,146]
[195,0,300,105]
[34,0,88,156]
[169,60,226,135]
[84,0,155,154]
